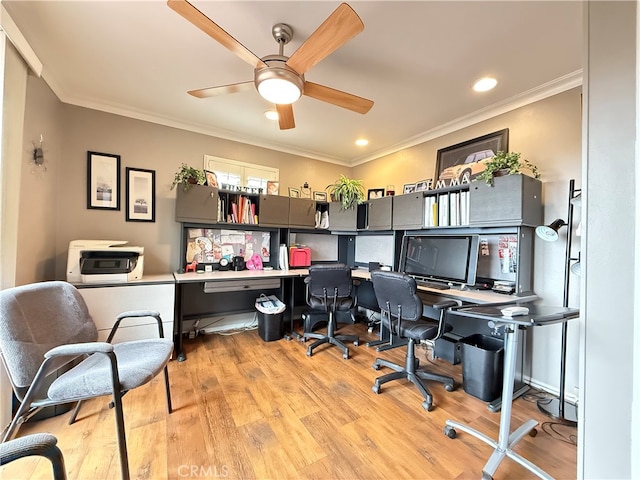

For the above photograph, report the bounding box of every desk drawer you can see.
[203,278,281,293]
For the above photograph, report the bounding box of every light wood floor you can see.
[2,322,577,480]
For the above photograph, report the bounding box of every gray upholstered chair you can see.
[370,270,457,411]
[0,433,66,479]
[0,281,173,480]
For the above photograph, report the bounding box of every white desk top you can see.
[173,268,308,283]
[73,273,176,288]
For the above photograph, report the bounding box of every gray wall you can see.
[580,2,637,478]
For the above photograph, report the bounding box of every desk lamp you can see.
[535,179,581,426]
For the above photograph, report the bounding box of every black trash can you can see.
[256,295,285,342]
[257,311,283,342]
[460,334,504,401]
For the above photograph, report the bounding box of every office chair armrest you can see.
[432,299,462,341]
[0,432,59,462]
[107,310,165,342]
[45,342,113,358]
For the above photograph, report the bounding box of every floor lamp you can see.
[534,178,580,426]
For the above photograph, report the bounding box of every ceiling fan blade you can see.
[304,81,373,114]
[276,104,295,130]
[188,81,254,98]
[286,3,364,75]
[167,0,267,69]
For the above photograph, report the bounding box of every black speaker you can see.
[368,261,380,271]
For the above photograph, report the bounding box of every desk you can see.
[443,304,579,480]
[173,269,309,360]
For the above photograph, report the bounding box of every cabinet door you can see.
[367,196,393,230]
[175,185,219,223]
[392,193,424,229]
[328,202,358,231]
[469,175,542,227]
[289,197,316,228]
[78,284,175,343]
[259,195,290,226]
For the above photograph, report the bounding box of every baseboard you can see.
[522,375,579,405]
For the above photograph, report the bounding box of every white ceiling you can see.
[2,1,583,166]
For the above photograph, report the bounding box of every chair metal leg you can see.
[163,366,173,414]
[112,393,130,480]
[68,400,83,424]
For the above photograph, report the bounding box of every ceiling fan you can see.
[167,0,374,130]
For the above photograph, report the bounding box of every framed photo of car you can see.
[435,129,509,187]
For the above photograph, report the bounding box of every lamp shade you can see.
[535,218,567,242]
[255,57,304,105]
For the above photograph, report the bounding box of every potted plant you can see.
[326,175,365,210]
[475,151,540,185]
[170,163,206,191]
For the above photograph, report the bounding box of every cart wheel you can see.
[444,383,455,392]
[443,426,457,439]
[529,428,538,437]
[372,384,381,394]
[422,400,434,412]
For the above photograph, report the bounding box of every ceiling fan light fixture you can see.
[255,58,304,105]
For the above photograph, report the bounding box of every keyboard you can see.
[418,281,451,290]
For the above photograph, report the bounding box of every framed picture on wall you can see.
[403,183,416,194]
[87,151,120,210]
[415,179,433,191]
[434,128,508,186]
[267,181,279,195]
[125,167,155,222]
[288,187,301,198]
[367,188,385,200]
[313,191,327,201]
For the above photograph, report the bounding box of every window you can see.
[203,156,279,191]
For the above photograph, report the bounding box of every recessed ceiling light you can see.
[473,77,498,92]
[355,138,369,147]
[264,110,279,121]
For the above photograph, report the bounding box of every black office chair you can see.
[302,264,360,359]
[370,270,456,411]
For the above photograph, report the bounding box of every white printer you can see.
[67,240,144,284]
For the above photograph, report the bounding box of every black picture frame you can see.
[87,151,120,210]
[367,188,385,200]
[125,167,155,222]
[434,128,509,186]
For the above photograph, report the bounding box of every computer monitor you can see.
[399,234,479,287]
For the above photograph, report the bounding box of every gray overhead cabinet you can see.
[366,196,393,231]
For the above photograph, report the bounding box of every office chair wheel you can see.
[481,471,493,480]
[444,382,455,392]
[343,352,349,360]
[306,348,312,357]
[421,400,434,412]
[372,384,381,394]
[443,426,457,439]
[353,340,359,346]
[372,363,381,370]
[529,428,538,437]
